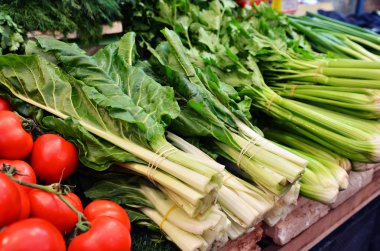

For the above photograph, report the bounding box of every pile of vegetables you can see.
[0,102,132,251]
[0,0,380,250]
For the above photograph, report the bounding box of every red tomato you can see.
[0,97,12,111]
[0,111,33,160]
[0,172,22,228]
[84,200,131,232]
[68,216,131,251]
[16,185,30,220]
[0,218,66,251]
[236,0,252,8]
[28,190,83,235]
[0,159,37,192]
[31,134,79,184]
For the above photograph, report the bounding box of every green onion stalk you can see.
[241,85,380,163]
[271,84,380,119]
[289,13,380,56]
[265,63,380,89]
[288,18,380,61]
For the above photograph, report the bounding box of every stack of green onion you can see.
[289,12,380,61]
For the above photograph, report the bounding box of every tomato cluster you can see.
[0,99,132,251]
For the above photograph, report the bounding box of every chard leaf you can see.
[117,32,136,65]
[31,37,164,143]
[0,54,149,162]
[93,33,180,127]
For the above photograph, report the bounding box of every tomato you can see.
[68,216,131,251]
[31,134,79,184]
[0,218,66,251]
[0,159,37,192]
[16,185,30,220]
[84,200,131,232]
[0,97,12,111]
[28,190,83,235]
[236,0,252,8]
[0,111,33,160]
[0,172,22,228]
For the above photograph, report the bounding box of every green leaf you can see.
[198,27,219,52]
[93,33,181,128]
[0,54,147,164]
[84,174,152,209]
[31,37,164,143]
[117,32,137,66]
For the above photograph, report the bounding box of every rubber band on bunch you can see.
[147,145,178,185]
[237,135,273,167]
[237,136,259,167]
[290,85,298,96]
[223,173,234,184]
[245,139,271,162]
[313,65,323,83]
[160,204,177,229]
[266,94,278,112]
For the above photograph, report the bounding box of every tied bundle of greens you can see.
[142,1,307,198]
[0,30,278,250]
[222,3,380,163]
[166,132,275,237]
[85,174,231,251]
[135,0,377,200]
[0,33,226,219]
[245,4,380,121]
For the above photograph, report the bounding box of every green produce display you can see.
[0,1,380,250]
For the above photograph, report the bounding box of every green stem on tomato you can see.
[2,167,90,232]
[56,194,90,232]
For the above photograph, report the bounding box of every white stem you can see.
[119,163,203,205]
[167,132,225,172]
[140,185,222,235]
[227,220,246,240]
[142,208,209,251]
[218,186,259,227]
